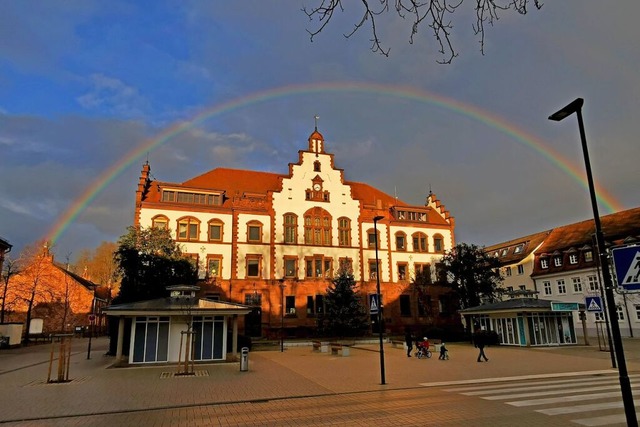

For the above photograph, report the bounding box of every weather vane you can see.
[314,114,319,130]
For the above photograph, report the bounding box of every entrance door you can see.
[244,307,262,337]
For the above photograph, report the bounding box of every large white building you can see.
[485,207,640,344]
[134,127,459,338]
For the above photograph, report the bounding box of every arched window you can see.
[152,215,169,230]
[177,216,200,241]
[338,217,351,247]
[208,219,224,242]
[395,232,407,251]
[304,207,332,246]
[433,234,444,253]
[284,213,297,244]
[412,232,428,253]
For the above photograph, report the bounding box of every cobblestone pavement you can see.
[1,337,639,426]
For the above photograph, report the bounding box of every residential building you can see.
[486,207,640,341]
[133,127,459,337]
[0,236,11,275]
[5,245,110,335]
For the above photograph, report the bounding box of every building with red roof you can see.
[484,207,640,345]
[133,127,458,338]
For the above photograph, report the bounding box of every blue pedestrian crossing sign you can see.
[369,294,380,315]
[585,296,603,312]
[612,245,640,291]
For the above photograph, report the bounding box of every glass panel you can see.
[213,321,224,359]
[133,322,146,363]
[203,321,214,359]
[145,323,158,362]
[193,319,203,360]
[157,322,169,362]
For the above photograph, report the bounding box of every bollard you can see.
[240,347,249,372]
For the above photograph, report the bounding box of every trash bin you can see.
[240,347,249,372]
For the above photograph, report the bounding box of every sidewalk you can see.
[0,337,639,424]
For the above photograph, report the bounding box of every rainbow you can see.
[45,81,624,244]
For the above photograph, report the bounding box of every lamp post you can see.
[279,279,285,352]
[373,215,386,385]
[86,285,96,360]
[549,98,637,427]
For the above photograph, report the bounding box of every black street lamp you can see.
[549,98,637,427]
[279,279,285,352]
[373,215,386,385]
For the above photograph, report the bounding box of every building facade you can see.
[486,207,640,341]
[134,128,459,338]
[5,246,110,336]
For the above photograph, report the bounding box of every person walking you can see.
[404,328,414,357]
[438,342,448,360]
[474,329,489,362]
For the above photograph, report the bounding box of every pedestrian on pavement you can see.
[474,329,489,362]
[404,327,414,357]
[439,342,448,360]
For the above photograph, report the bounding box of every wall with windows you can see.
[135,129,457,337]
[533,268,640,338]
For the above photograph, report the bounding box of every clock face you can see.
[313,183,321,191]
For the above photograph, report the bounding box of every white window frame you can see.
[557,279,566,295]
[572,277,583,293]
[543,281,552,296]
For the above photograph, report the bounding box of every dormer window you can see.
[514,244,524,254]
[584,251,593,262]
[501,249,508,257]
[554,256,562,267]
[541,258,549,269]
[569,254,578,264]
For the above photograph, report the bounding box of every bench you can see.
[330,343,350,357]
[312,341,329,353]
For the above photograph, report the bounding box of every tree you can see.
[411,266,436,320]
[320,268,369,338]
[113,226,198,304]
[303,0,542,63]
[12,242,58,341]
[440,242,503,310]
[72,241,121,300]
[0,257,20,323]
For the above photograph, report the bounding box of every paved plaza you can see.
[1,337,639,426]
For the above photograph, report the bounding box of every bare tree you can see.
[303,0,542,63]
[1,257,20,323]
[14,242,57,341]
[71,241,121,300]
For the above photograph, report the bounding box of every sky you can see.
[1,1,639,260]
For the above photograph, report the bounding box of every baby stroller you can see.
[415,338,431,359]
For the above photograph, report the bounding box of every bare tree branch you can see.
[303,0,542,63]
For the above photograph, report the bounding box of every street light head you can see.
[373,215,384,222]
[549,98,584,121]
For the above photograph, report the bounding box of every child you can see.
[439,342,449,360]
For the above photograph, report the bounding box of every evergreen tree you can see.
[320,268,369,338]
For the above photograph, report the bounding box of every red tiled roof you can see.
[538,207,640,253]
[142,166,452,226]
[484,230,551,265]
